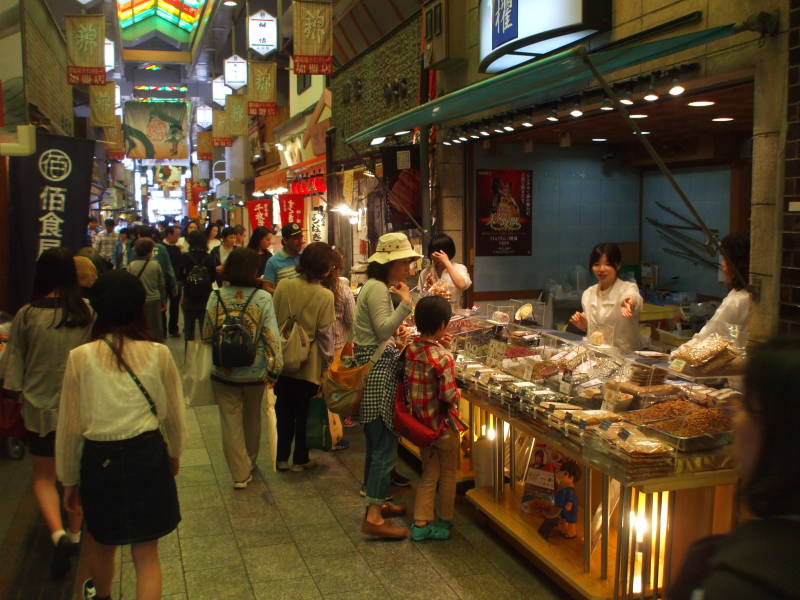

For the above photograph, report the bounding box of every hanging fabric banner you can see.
[65,14,106,85]
[226,94,249,137]
[8,131,95,311]
[279,194,306,226]
[247,199,272,230]
[293,1,333,75]
[89,83,116,127]
[212,109,233,147]
[197,130,213,160]
[248,61,278,116]
[123,101,189,159]
[104,115,125,160]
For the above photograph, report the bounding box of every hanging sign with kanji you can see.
[279,194,306,226]
[249,10,278,56]
[248,61,278,116]
[212,109,233,147]
[226,95,249,137]
[293,1,333,75]
[123,101,189,159]
[197,130,213,160]
[224,54,248,90]
[66,14,106,85]
[247,199,272,229]
[104,115,125,160]
[89,83,116,127]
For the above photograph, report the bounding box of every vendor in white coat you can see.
[570,243,642,353]
[681,231,751,348]
[418,233,472,307]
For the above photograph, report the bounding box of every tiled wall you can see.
[642,167,731,299]
[472,144,640,292]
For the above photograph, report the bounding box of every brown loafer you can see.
[380,503,407,518]
[361,518,408,539]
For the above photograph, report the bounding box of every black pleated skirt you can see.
[80,430,180,546]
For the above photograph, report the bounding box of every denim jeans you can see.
[363,419,397,505]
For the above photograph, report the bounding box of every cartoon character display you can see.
[538,459,581,540]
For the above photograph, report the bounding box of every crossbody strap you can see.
[134,258,150,279]
[102,339,157,416]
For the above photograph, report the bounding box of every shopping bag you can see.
[263,386,278,471]
[322,341,387,416]
[306,396,334,451]
[183,341,214,407]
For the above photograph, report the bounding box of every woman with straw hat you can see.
[352,232,421,539]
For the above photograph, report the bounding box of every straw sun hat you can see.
[367,232,422,264]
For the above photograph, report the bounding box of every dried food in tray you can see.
[643,408,733,452]
[622,400,704,425]
[567,410,623,428]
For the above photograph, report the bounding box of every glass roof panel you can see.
[117,0,205,34]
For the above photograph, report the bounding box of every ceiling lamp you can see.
[634,131,651,135]
[688,100,715,107]
[629,114,648,119]
[592,138,607,142]
[458,132,469,141]
[469,130,481,139]
[600,97,614,111]
[394,130,411,136]
[370,137,387,146]
[546,108,559,122]
[521,117,534,127]
[669,77,685,96]
[479,126,491,136]
[503,119,515,132]
[275,142,285,151]
[493,123,505,134]
[620,90,634,105]
[223,0,237,6]
[644,75,659,102]
[712,117,734,122]
[442,140,452,146]
[570,101,583,118]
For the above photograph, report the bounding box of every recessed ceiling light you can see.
[469,133,480,139]
[644,75,658,102]
[223,0,237,5]
[546,108,559,122]
[634,131,651,135]
[592,138,608,142]
[629,114,648,119]
[442,140,452,146]
[394,130,411,136]
[480,129,490,137]
[620,91,634,106]
[494,126,504,133]
[370,137,386,145]
[669,78,685,96]
[712,117,734,122]
[459,135,468,141]
[522,121,534,128]
[688,100,715,107]
[600,97,614,111]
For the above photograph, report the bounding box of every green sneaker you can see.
[411,523,451,541]
[433,518,453,530]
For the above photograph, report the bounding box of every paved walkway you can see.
[0,337,568,600]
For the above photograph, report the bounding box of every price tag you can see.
[559,375,573,395]
[562,370,573,383]
[618,428,632,441]
[488,339,506,366]
[669,358,687,372]
[523,364,533,381]
[599,420,613,431]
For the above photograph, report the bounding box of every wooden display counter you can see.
[461,388,738,600]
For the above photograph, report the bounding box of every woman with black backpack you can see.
[179,229,215,341]
[202,248,283,488]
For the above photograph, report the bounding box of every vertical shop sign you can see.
[475,169,532,256]
[104,115,125,160]
[89,82,116,127]
[311,206,327,242]
[381,146,422,232]
[123,101,188,159]
[226,94,249,137]
[247,61,278,116]
[249,10,277,56]
[65,14,106,85]
[224,54,248,90]
[9,131,94,310]
[212,109,233,147]
[196,130,213,160]
[293,1,333,75]
[492,0,518,49]
[247,199,272,229]
[278,194,306,226]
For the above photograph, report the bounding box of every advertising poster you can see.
[9,131,94,310]
[123,101,188,159]
[475,168,532,256]
[381,146,421,232]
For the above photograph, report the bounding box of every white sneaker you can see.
[233,473,253,489]
[290,460,317,472]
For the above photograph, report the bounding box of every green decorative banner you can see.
[123,101,189,159]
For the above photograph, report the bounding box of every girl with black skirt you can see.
[56,271,187,600]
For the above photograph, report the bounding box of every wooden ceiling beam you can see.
[348,10,371,47]
[360,2,383,37]
[386,0,403,22]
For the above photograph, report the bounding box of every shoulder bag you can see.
[102,339,157,416]
[321,340,388,417]
[280,285,314,373]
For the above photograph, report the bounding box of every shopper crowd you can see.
[1,217,796,600]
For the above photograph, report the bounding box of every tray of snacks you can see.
[641,408,734,452]
[587,422,674,478]
[621,399,705,425]
[566,409,624,429]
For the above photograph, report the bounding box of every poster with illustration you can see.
[520,442,563,515]
[476,169,532,256]
[123,101,189,159]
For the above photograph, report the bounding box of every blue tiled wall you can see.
[642,167,730,298]
[473,144,641,292]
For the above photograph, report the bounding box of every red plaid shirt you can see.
[404,339,465,433]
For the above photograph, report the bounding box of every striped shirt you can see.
[93,230,118,262]
[263,249,300,287]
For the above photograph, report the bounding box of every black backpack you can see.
[184,254,211,298]
[211,289,259,368]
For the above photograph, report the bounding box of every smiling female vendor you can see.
[570,242,643,353]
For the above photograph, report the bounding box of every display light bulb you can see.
[688,100,714,107]
[493,125,504,133]
[570,102,583,118]
[275,142,284,151]
[644,75,659,102]
[620,91,634,105]
[522,120,534,128]
[479,128,491,136]
[223,0,237,6]
[442,140,452,146]
[469,132,481,139]
[546,108,559,122]
[459,135,468,142]
[503,121,515,132]
[712,117,734,122]
[487,428,496,441]
[370,137,387,146]
[669,78,685,96]
[600,97,614,111]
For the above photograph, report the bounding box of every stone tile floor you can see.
[0,336,569,600]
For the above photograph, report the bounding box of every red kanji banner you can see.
[247,199,272,229]
[278,194,305,227]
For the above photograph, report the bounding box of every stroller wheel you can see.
[7,437,25,460]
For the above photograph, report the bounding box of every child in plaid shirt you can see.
[405,295,466,541]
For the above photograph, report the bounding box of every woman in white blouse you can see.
[176,219,199,253]
[570,243,643,354]
[56,271,187,600]
[418,233,472,307]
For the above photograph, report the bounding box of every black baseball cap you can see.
[281,222,302,238]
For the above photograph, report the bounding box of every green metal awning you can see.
[345,24,738,144]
